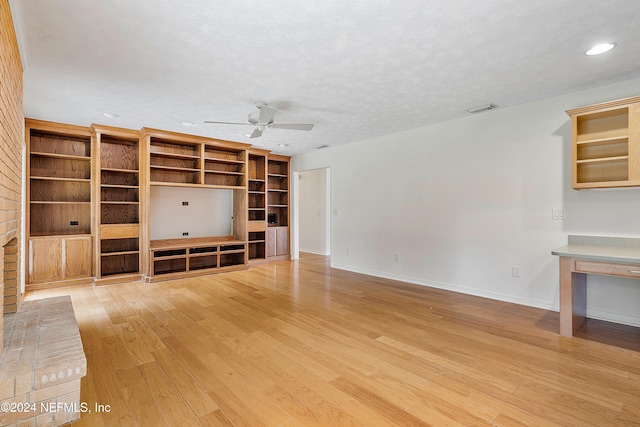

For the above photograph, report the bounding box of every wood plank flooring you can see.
[23,253,640,426]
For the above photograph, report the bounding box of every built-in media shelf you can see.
[148,237,247,281]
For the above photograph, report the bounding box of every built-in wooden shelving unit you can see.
[92,125,142,285]
[266,154,290,260]
[25,120,287,287]
[26,119,93,287]
[247,149,269,263]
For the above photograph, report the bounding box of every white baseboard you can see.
[330,262,640,328]
[300,249,330,256]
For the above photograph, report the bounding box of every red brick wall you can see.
[0,1,23,247]
[0,0,24,354]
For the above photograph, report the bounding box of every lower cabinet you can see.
[267,226,289,259]
[147,237,247,282]
[28,235,92,284]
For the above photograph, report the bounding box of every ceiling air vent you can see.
[466,104,497,114]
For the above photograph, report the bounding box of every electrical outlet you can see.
[394,253,400,262]
[346,248,350,255]
[182,232,189,236]
[552,208,565,220]
[512,266,520,277]
[182,201,189,206]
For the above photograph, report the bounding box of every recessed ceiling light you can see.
[278,144,289,147]
[103,112,119,118]
[181,121,194,126]
[585,42,617,56]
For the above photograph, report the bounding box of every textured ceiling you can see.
[10,0,640,155]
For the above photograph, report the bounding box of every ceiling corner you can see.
[8,0,30,72]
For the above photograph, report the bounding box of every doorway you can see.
[292,167,331,259]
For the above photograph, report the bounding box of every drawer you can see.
[248,221,266,232]
[574,260,640,278]
[101,224,139,239]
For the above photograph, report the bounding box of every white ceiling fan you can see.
[205,102,314,138]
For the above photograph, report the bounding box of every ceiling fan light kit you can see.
[205,102,314,138]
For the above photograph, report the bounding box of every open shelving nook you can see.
[92,125,142,285]
[141,128,250,281]
[567,96,640,189]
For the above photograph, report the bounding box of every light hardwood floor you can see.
[24,253,640,426]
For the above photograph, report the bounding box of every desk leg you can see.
[559,256,587,337]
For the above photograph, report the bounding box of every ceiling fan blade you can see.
[270,123,314,131]
[258,106,277,124]
[250,128,263,138]
[204,121,250,125]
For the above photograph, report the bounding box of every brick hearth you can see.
[0,296,86,426]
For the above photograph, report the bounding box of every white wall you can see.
[299,168,330,255]
[150,186,232,240]
[292,78,640,327]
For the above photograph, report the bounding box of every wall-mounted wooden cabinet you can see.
[567,96,640,189]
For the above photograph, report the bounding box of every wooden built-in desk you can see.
[552,235,640,336]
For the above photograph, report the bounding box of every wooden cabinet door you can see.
[28,237,63,283]
[267,228,277,258]
[276,227,289,256]
[64,236,92,279]
[267,227,289,258]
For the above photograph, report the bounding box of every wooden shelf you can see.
[30,151,90,160]
[205,170,244,176]
[576,136,629,146]
[576,156,629,164]
[101,201,140,205]
[101,167,139,174]
[150,165,200,172]
[101,250,139,257]
[31,201,91,205]
[203,157,244,164]
[151,151,199,160]
[30,176,91,182]
[101,184,139,189]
